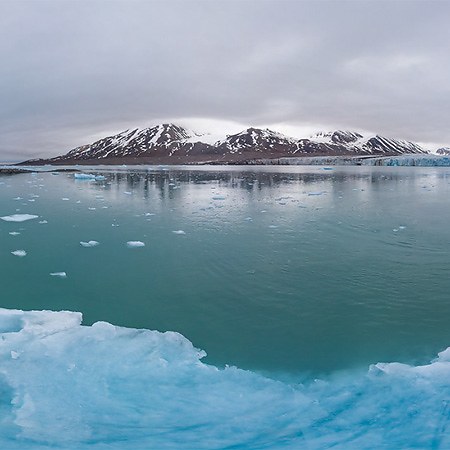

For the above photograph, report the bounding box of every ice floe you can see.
[11,250,26,257]
[0,214,39,222]
[126,241,145,248]
[80,241,99,248]
[50,272,67,278]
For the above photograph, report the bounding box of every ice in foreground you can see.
[0,307,449,449]
[0,214,38,222]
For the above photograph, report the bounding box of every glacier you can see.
[0,308,449,449]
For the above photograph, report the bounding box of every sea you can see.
[0,164,449,449]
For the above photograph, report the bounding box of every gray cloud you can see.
[1,0,450,160]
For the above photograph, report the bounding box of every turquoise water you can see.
[2,165,450,449]
[1,165,450,378]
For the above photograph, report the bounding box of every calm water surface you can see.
[1,165,450,377]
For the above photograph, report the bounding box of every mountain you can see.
[436,147,450,156]
[21,124,428,165]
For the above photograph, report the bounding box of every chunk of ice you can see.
[50,272,67,278]
[172,230,186,235]
[74,173,96,180]
[11,250,27,257]
[126,241,145,248]
[80,241,99,248]
[0,214,38,222]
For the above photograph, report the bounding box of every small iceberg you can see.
[80,241,99,248]
[50,272,67,278]
[11,250,26,257]
[172,230,186,235]
[74,173,106,181]
[9,231,20,236]
[74,173,95,180]
[0,214,39,222]
[126,241,145,248]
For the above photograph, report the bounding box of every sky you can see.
[1,0,450,161]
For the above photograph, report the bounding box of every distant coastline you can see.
[7,153,450,169]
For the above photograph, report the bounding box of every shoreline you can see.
[8,153,450,169]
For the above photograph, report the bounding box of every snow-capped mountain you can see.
[22,124,428,165]
[216,127,302,154]
[307,130,425,155]
[62,124,216,160]
[436,147,450,156]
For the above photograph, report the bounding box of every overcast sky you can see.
[1,0,450,161]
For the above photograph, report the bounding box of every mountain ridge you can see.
[20,124,429,165]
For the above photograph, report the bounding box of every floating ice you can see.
[172,230,186,235]
[126,241,145,248]
[0,214,38,222]
[74,173,95,180]
[0,307,449,450]
[308,191,325,196]
[38,220,48,224]
[11,250,26,257]
[80,241,99,248]
[212,195,226,200]
[61,198,70,201]
[49,272,67,278]
[9,232,20,236]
